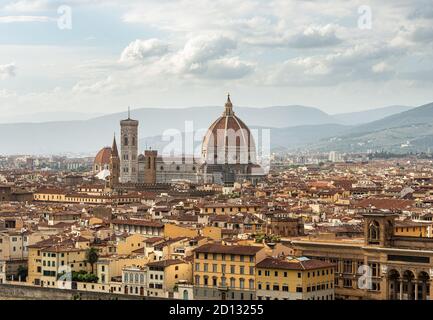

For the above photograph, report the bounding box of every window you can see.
[240,266,245,275]
[239,279,245,289]
[343,278,352,288]
[231,265,235,274]
[343,260,352,274]
[368,221,380,243]
[265,270,270,277]
[368,263,380,277]
[282,285,289,292]
[212,264,217,273]
[249,279,255,289]
[273,285,279,291]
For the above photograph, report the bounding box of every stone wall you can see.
[0,283,158,300]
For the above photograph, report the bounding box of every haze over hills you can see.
[332,105,413,125]
[311,102,433,153]
[0,112,103,124]
[0,103,430,155]
[0,105,340,155]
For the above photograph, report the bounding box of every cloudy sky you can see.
[1,0,433,118]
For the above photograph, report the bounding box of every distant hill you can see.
[333,105,413,125]
[311,102,433,153]
[140,123,350,155]
[0,105,340,155]
[0,103,429,155]
[0,111,103,124]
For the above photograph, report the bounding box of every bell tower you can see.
[363,211,397,247]
[120,107,139,183]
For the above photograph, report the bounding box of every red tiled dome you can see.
[202,95,256,165]
[94,147,112,166]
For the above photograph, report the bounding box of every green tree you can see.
[85,247,99,274]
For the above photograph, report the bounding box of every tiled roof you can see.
[194,243,264,255]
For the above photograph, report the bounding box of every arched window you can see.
[124,136,128,146]
[369,221,380,242]
[132,136,136,146]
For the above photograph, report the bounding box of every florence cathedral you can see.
[93,95,265,188]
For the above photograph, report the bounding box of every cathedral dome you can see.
[201,95,256,165]
[94,147,112,172]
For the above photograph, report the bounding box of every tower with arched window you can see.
[363,211,397,247]
[120,108,139,183]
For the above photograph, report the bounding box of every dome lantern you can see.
[224,93,234,116]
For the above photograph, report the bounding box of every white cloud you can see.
[2,0,433,117]
[0,15,54,23]
[0,63,17,79]
[72,76,121,94]
[287,24,343,48]
[2,0,50,12]
[204,57,254,79]
[119,39,169,63]
[168,34,237,74]
[372,62,392,74]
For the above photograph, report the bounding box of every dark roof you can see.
[256,257,335,271]
[194,243,264,256]
[146,259,186,268]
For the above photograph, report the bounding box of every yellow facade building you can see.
[255,256,335,300]
[193,243,268,300]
